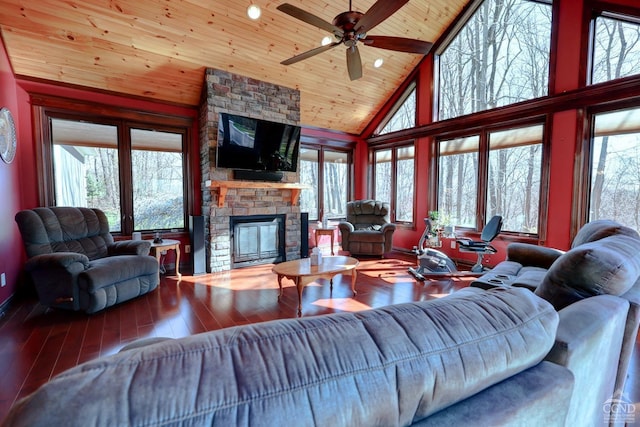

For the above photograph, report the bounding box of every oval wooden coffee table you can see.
[272,256,359,316]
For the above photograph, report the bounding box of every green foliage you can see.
[134,196,184,230]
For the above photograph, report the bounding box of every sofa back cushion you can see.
[4,287,558,426]
[536,234,640,310]
[346,199,391,229]
[15,207,114,260]
[571,219,640,248]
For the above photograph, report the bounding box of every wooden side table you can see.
[315,228,335,255]
[149,239,181,279]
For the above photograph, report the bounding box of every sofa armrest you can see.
[381,222,396,233]
[338,221,354,233]
[545,295,629,426]
[414,361,574,427]
[506,242,564,269]
[338,221,354,247]
[108,240,152,256]
[23,253,89,311]
[616,282,640,397]
[381,222,396,253]
[25,252,90,271]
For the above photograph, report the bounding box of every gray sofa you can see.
[472,219,640,406]
[338,200,396,256]
[2,285,632,426]
[472,219,640,292]
[15,207,160,314]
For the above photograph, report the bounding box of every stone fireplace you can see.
[199,69,303,272]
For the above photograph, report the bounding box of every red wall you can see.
[0,37,23,306]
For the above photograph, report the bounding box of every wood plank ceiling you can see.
[0,0,468,134]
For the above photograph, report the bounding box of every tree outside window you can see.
[434,0,550,233]
[131,129,185,230]
[396,146,415,222]
[487,125,542,233]
[586,11,640,231]
[299,148,319,220]
[300,147,351,221]
[438,124,543,234]
[52,120,122,231]
[438,135,479,228]
[377,86,416,135]
[438,0,552,121]
[590,107,640,231]
[50,117,187,234]
[373,144,415,224]
[374,149,392,205]
[591,14,640,85]
[323,151,349,219]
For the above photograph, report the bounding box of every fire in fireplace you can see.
[230,214,286,268]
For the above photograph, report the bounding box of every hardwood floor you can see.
[0,252,638,422]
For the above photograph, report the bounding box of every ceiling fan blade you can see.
[277,3,344,37]
[354,0,409,34]
[363,36,434,54]
[346,45,362,81]
[281,42,341,66]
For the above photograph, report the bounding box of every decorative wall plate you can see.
[0,107,17,164]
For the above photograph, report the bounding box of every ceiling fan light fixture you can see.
[374,58,384,68]
[247,4,261,20]
[321,36,333,46]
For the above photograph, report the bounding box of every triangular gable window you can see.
[377,83,416,135]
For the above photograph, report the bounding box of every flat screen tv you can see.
[216,113,300,173]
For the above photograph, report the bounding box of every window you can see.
[323,151,349,219]
[130,129,185,230]
[300,146,351,221]
[374,149,392,205]
[438,0,552,121]
[591,13,640,85]
[299,148,319,220]
[395,146,416,222]
[437,123,543,234]
[588,106,640,229]
[487,126,542,233]
[376,84,416,135]
[438,135,479,228]
[39,98,191,236]
[52,120,122,231]
[372,143,415,223]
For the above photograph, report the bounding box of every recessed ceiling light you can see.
[374,58,384,68]
[247,4,261,20]
[321,36,333,46]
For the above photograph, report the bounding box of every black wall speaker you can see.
[301,212,309,258]
[189,215,206,275]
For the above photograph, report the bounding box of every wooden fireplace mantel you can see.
[207,180,310,207]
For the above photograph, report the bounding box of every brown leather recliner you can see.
[338,200,396,256]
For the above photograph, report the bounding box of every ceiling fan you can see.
[277,0,433,81]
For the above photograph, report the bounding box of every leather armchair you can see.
[15,207,160,314]
[338,200,396,256]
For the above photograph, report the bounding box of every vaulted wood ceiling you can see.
[0,0,469,134]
